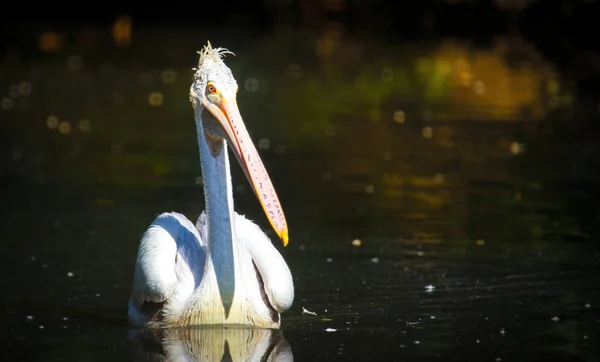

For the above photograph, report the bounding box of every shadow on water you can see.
[2,18,600,362]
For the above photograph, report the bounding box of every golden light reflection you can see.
[148,92,163,107]
[46,115,59,129]
[113,15,132,47]
[39,32,65,53]
[510,141,525,155]
[393,110,406,124]
[422,126,433,138]
[459,71,472,86]
[473,80,485,95]
[58,121,71,134]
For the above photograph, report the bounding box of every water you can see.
[2,26,600,361]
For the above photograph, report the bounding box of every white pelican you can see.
[128,42,294,329]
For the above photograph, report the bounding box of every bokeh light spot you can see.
[1,97,13,111]
[161,69,177,84]
[393,110,406,124]
[58,121,71,134]
[244,78,259,93]
[148,92,163,107]
[46,115,59,129]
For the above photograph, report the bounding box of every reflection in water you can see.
[131,327,292,362]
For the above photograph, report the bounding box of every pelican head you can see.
[190,42,288,246]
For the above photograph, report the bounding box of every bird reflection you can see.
[131,327,293,362]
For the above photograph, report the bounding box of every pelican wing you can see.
[233,213,294,312]
[129,212,206,325]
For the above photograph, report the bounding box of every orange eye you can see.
[207,83,217,93]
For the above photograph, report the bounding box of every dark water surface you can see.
[2,27,600,361]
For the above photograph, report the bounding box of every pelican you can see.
[128,42,294,329]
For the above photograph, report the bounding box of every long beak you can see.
[202,96,289,246]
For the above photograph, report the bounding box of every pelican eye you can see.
[207,83,217,94]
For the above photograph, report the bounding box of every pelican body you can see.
[128,42,293,329]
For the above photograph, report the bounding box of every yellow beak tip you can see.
[280,230,289,247]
